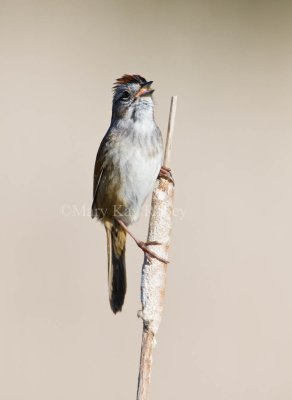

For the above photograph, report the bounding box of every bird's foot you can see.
[136,240,169,264]
[159,166,175,185]
[115,219,169,264]
[144,241,161,246]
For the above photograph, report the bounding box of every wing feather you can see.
[91,135,108,218]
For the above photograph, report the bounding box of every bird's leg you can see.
[115,219,169,264]
[159,165,175,185]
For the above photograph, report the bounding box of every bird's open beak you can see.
[135,81,155,97]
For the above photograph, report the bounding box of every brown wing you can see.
[91,130,119,218]
[91,134,108,218]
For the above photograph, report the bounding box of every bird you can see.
[91,74,171,314]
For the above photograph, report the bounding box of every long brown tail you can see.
[105,221,127,313]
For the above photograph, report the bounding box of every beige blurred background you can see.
[1,0,292,399]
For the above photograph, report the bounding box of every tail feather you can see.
[105,221,127,313]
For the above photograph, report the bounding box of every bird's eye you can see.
[121,90,130,100]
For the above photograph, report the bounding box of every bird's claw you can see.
[159,166,175,185]
[137,241,169,264]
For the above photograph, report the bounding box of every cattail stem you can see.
[164,96,177,168]
[136,96,177,400]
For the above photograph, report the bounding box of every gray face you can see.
[112,82,154,121]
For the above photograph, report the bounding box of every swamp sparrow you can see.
[92,74,171,313]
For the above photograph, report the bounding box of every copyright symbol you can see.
[60,204,72,217]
